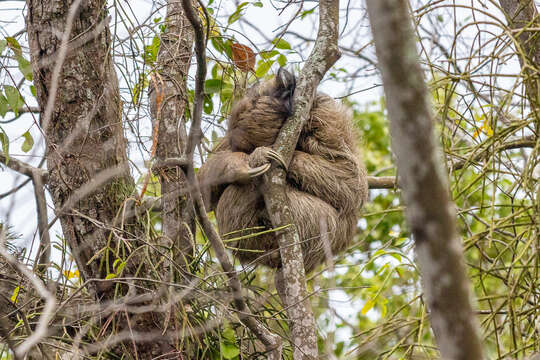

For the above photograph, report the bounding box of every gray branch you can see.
[180,0,282,357]
[260,0,341,358]
[366,1,485,359]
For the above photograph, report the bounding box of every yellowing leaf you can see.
[11,286,20,303]
[64,270,80,279]
[361,299,375,315]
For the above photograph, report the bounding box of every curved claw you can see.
[265,149,287,169]
[248,163,271,178]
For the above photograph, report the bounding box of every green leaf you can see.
[228,11,242,24]
[6,37,22,56]
[4,85,24,116]
[273,38,291,50]
[142,36,160,65]
[277,54,287,67]
[222,328,236,342]
[203,94,213,114]
[253,1,263,7]
[220,343,240,359]
[21,131,34,153]
[255,60,274,78]
[0,129,9,164]
[260,50,279,60]
[0,94,8,117]
[228,2,249,25]
[300,8,315,19]
[361,299,375,315]
[211,64,219,78]
[145,173,161,197]
[0,39,6,54]
[151,36,160,59]
[30,85,37,97]
[132,75,149,105]
[105,273,116,280]
[204,79,223,94]
[17,56,33,81]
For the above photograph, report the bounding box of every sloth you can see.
[198,68,368,272]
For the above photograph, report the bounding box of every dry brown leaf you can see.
[231,42,256,72]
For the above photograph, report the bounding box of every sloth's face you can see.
[252,69,296,115]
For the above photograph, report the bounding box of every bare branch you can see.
[367,175,396,189]
[260,1,341,358]
[366,0,484,359]
[0,151,48,180]
[0,230,56,358]
[180,0,282,357]
[31,171,50,272]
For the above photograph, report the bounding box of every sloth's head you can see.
[228,68,297,153]
[253,68,296,114]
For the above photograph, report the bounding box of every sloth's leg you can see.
[287,150,368,214]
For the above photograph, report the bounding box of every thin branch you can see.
[366,1,484,359]
[0,151,48,180]
[0,229,56,358]
[31,170,50,272]
[367,175,396,189]
[180,0,282,357]
[260,1,341,358]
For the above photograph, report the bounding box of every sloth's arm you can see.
[197,150,251,211]
[287,150,368,214]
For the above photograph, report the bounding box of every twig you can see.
[260,1,342,358]
[31,170,51,272]
[366,1,484,359]
[0,151,48,180]
[0,229,56,358]
[180,0,282,357]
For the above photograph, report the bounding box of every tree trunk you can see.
[26,0,180,357]
[149,0,195,279]
[498,0,540,112]
[366,1,485,359]
[27,0,140,300]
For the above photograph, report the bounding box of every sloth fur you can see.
[198,69,368,272]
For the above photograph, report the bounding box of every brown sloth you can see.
[198,68,368,272]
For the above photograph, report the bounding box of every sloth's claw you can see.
[248,163,271,177]
[265,149,287,169]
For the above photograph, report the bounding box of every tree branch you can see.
[180,0,282,357]
[150,0,195,275]
[31,171,50,273]
[366,1,484,359]
[260,1,341,358]
[0,151,48,180]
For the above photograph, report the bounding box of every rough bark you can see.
[259,1,341,358]
[180,0,283,358]
[27,0,140,298]
[498,0,540,113]
[366,1,485,360]
[26,0,178,357]
[498,0,540,260]
[149,0,195,278]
